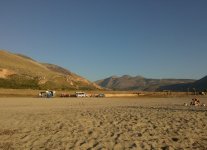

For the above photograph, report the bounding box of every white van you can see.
[75,92,86,97]
[39,91,56,98]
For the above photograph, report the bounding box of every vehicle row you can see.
[39,91,105,98]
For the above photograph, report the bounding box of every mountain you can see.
[194,76,207,90]
[95,75,195,91]
[158,76,207,92]
[0,50,100,90]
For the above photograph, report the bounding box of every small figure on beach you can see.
[189,98,206,107]
[190,98,200,106]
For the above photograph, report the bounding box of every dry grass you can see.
[0,50,100,90]
[0,50,55,77]
[0,89,40,97]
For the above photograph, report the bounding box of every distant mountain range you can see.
[0,50,101,90]
[158,76,207,92]
[95,75,207,91]
[1,50,206,92]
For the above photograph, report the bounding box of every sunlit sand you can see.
[0,97,207,149]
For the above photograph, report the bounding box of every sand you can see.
[0,97,207,150]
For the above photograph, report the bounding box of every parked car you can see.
[97,93,105,97]
[75,92,87,97]
[39,91,55,98]
[60,93,70,97]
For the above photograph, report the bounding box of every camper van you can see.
[75,92,86,97]
[39,91,55,98]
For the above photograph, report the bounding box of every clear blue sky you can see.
[0,0,207,81]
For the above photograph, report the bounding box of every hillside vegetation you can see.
[0,50,100,90]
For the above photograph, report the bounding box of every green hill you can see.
[0,50,100,90]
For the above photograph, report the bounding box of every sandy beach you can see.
[0,97,207,150]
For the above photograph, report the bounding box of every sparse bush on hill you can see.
[0,77,95,90]
[39,81,76,90]
[0,76,39,89]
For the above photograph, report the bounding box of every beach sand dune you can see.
[0,97,207,150]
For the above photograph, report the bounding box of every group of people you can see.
[184,98,206,107]
[190,98,200,106]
